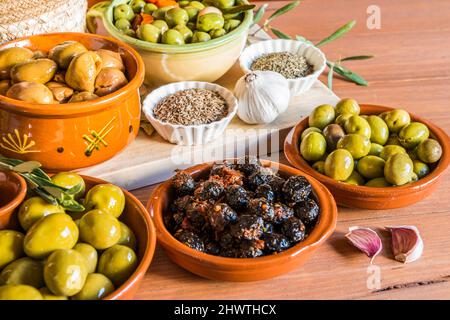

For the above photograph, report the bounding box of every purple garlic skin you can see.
[345,226,382,264]
[386,226,423,263]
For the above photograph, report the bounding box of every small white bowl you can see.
[142,81,238,146]
[239,39,327,96]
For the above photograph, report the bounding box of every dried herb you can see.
[250,52,313,79]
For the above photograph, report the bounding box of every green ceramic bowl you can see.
[88,0,253,86]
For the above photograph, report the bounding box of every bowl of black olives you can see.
[146,157,337,281]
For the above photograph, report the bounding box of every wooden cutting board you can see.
[79,29,339,190]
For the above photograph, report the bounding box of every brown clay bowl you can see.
[284,104,450,209]
[147,159,337,282]
[0,32,144,171]
[0,170,27,229]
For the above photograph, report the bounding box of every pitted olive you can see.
[96,49,125,72]
[334,113,352,127]
[152,20,169,33]
[174,24,194,41]
[0,47,34,80]
[94,67,128,97]
[65,51,102,92]
[137,23,162,43]
[49,41,88,69]
[46,82,74,103]
[162,29,185,45]
[191,31,211,42]
[6,82,54,104]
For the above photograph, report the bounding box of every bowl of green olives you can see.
[284,100,450,209]
[87,0,254,86]
[0,173,156,300]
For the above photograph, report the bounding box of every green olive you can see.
[130,0,146,13]
[385,133,402,146]
[365,177,391,188]
[308,104,335,130]
[335,98,360,116]
[312,161,325,174]
[51,172,85,200]
[165,8,189,27]
[210,28,227,39]
[343,115,371,138]
[162,29,185,45]
[39,287,68,300]
[179,0,190,7]
[98,245,138,287]
[344,170,365,186]
[410,172,419,182]
[369,143,384,157]
[0,47,34,80]
[10,59,57,84]
[151,20,169,33]
[123,29,137,37]
[143,3,158,14]
[6,82,54,104]
[115,18,132,31]
[191,31,211,42]
[79,210,121,250]
[413,160,430,178]
[381,109,410,133]
[173,24,194,41]
[49,41,88,69]
[407,148,418,160]
[185,6,200,21]
[152,6,175,20]
[334,113,353,127]
[300,132,327,162]
[384,153,414,185]
[84,184,125,218]
[213,0,235,8]
[366,115,389,145]
[190,1,205,10]
[114,4,135,21]
[416,138,442,163]
[0,257,44,288]
[0,285,42,300]
[74,243,98,274]
[72,273,115,300]
[379,145,406,161]
[18,197,65,231]
[197,13,225,32]
[0,230,24,270]
[300,127,322,140]
[337,134,371,159]
[23,213,78,259]
[44,249,87,297]
[398,122,429,149]
[322,124,345,151]
[137,24,161,43]
[94,67,128,97]
[357,155,386,179]
[223,19,241,32]
[117,222,137,250]
[324,149,354,181]
[65,51,102,93]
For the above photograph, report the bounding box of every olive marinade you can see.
[165,157,321,258]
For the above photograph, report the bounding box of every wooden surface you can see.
[130,0,450,300]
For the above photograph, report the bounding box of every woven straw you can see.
[0,0,87,44]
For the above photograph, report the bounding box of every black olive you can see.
[272,203,294,224]
[172,170,195,196]
[264,233,291,252]
[234,155,262,176]
[248,198,275,222]
[255,184,275,203]
[207,203,237,233]
[282,175,312,204]
[281,217,306,242]
[230,214,264,241]
[225,185,249,211]
[237,240,265,258]
[194,180,224,201]
[295,198,320,226]
[174,229,205,252]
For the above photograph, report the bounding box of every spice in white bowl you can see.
[250,52,313,79]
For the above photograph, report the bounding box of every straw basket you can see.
[0,0,87,44]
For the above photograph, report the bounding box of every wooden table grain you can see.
[130,0,450,299]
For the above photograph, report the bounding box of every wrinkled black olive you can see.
[282,176,312,204]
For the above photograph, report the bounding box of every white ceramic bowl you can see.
[142,81,238,146]
[239,39,326,96]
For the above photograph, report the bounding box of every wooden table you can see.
[131,0,450,299]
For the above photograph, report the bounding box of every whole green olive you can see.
[322,124,345,151]
[79,210,121,250]
[151,20,169,33]
[308,104,335,130]
[337,134,371,159]
[191,31,211,42]
[117,222,137,250]
[84,183,125,218]
[97,245,138,286]
[65,51,102,93]
[335,98,360,116]
[334,113,353,127]
[152,6,175,20]
[324,149,354,181]
[398,122,429,149]
[369,143,384,157]
[165,8,189,27]
[213,0,235,8]
[190,1,206,10]
[0,257,44,288]
[0,230,24,269]
[344,170,365,186]
[114,4,135,21]
[381,109,410,133]
[74,243,98,274]
[72,273,115,300]
[413,160,430,178]
[39,287,67,300]
[416,138,442,163]
[223,19,241,32]
[162,29,185,45]
[366,115,389,145]
[379,145,406,161]
[51,172,85,200]
[197,13,225,32]
[300,132,327,162]
[312,161,325,174]
[365,177,391,187]
[179,0,190,7]
[6,82,54,104]
[44,249,88,297]
[185,6,200,21]
[173,24,194,41]
[300,127,322,140]
[357,155,386,179]
[210,28,227,39]
[48,41,88,69]
[143,3,158,14]
[407,148,418,160]
[0,47,34,80]
[130,0,146,13]
[137,24,161,43]
[18,196,65,231]
[384,153,414,185]
[0,285,42,300]
[343,115,371,138]
[115,18,132,31]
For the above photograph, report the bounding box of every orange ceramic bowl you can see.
[81,176,156,300]
[0,170,27,229]
[0,33,144,171]
[284,104,450,210]
[147,159,337,282]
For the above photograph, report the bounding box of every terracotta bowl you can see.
[0,32,144,171]
[146,159,337,282]
[82,176,156,300]
[0,170,27,229]
[284,104,450,209]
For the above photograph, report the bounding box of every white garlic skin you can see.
[234,71,290,124]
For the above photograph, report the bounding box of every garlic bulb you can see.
[234,71,290,124]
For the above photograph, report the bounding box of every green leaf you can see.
[315,20,356,48]
[266,0,301,24]
[66,183,84,196]
[328,63,334,90]
[222,4,255,15]
[329,62,368,86]
[295,35,313,45]
[12,161,41,173]
[271,27,292,39]
[340,55,374,62]
[252,3,268,27]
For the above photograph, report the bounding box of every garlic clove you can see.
[345,226,382,263]
[386,226,423,263]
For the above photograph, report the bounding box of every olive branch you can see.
[251,0,374,89]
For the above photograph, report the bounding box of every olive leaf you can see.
[328,62,369,86]
[271,27,292,39]
[12,161,41,173]
[315,20,356,48]
[328,63,335,89]
[251,3,268,27]
[339,55,374,62]
[222,4,255,15]
[265,0,301,26]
